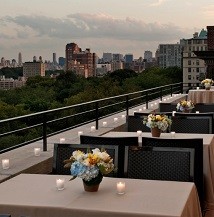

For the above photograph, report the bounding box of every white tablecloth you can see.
[188,89,214,103]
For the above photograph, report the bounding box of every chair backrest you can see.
[141,137,203,207]
[52,143,119,177]
[171,115,212,134]
[127,115,151,132]
[159,102,177,112]
[80,135,138,177]
[125,146,194,182]
[194,103,214,113]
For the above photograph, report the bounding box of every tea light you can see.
[60,138,65,143]
[150,104,153,108]
[2,159,9,170]
[91,126,96,132]
[196,111,200,113]
[56,178,65,190]
[172,111,176,116]
[159,100,162,103]
[171,131,176,138]
[139,108,142,112]
[163,99,166,101]
[117,182,125,194]
[34,148,41,156]
[103,121,107,126]
[167,98,170,100]
[137,130,142,136]
[121,114,126,119]
[114,118,118,123]
[154,102,157,105]
[78,131,83,137]
[143,107,146,110]
[197,87,199,90]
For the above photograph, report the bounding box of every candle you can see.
[2,159,9,170]
[114,118,118,123]
[150,104,153,107]
[91,126,95,132]
[143,107,146,110]
[171,131,176,138]
[172,111,176,116]
[34,148,41,156]
[154,102,157,105]
[78,131,83,137]
[196,111,200,113]
[137,130,142,136]
[163,99,166,101]
[121,114,126,119]
[197,87,199,90]
[56,178,65,190]
[103,121,107,126]
[117,182,125,194]
[139,108,142,112]
[60,138,65,143]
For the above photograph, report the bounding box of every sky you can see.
[0,0,214,62]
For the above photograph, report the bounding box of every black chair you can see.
[194,103,214,113]
[159,102,178,112]
[141,137,203,208]
[0,215,11,217]
[127,115,151,132]
[125,146,195,182]
[52,143,119,177]
[170,115,213,134]
[80,135,138,177]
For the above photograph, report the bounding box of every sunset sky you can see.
[1,0,213,61]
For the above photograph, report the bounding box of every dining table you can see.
[187,89,214,103]
[0,173,202,217]
[103,131,214,216]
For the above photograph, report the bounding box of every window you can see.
[188,75,191,80]
[188,60,191,65]
[188,68,191,72]
[196,60,199,65]
[196,68,199,73]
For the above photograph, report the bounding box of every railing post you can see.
[95,102,99,130]
[180,82,183,94]
[42,114,47,152]
[160,88,163,101]
[126,95,129,116]
[170,85,173,96]
[146,92,149,109]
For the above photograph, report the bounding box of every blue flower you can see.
[70,161,87,177]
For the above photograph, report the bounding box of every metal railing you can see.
[0,82,185,154]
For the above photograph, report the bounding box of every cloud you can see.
[149,0,167,7]
[0,13,190,59]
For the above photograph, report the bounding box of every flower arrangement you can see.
[176,100,194,112]
[201,78,213,86]
[143,114,172,131]
[64,148,114,185]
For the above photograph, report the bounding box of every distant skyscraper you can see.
[102,53,113,63]
[53,53,57,64]
[124,54,133,63]
[18,52,22,66]
[144,51,153,62]
[58,57,65,67]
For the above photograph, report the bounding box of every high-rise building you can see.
[53,53,57,64]
[124,54,133,63]
[18,52,22,67]
[102,53,113,63]
[113,53,123,62]
[158,43,182,68]
[144,51,153,62]
[182,29,207,85]
[65,42,96,77]
[58,57,65,67]
[23,60,45,78]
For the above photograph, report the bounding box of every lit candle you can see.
[78,131,83,137]
[159,100,162,103]
[143,107,146,110]
[34,148,41,156]
[114,118,118,123]
[150,104,153,107]
[2,159,9,170]
[172,111,176,116]
[103,121,107,126]
[137,130,142,136]
[91,126,95,132]
[139,108,142,112]
[117,182,125,194]
[56,178,65,190]
[196,111,200,113]
[121,114,126,119]
[60,138,65,143]
[197,87,199,90]
[171,131,176,138]
[163,99,166,101]
[167,98,170,100]
[154,102,157,105]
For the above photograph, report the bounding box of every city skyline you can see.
[1,0,213,61]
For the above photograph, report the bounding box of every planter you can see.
[151,127,161,137]
[83,182,100,192]
[82,173,103,192]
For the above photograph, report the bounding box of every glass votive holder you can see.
[60,138,65,143]
[196,111,200,113]
[154,102,157,105]
[171,131,176,138]
[78,131,83,138]
[150,104,153,108]
[143,107,146,110]
[121,114,126,119]
[139,108,142,112]
[137,130,142,136]
[2,159,10,170]
[197,87,199,90]
[172,111,176,116]
[34,148,41,156]
[117,182,125,195]
[103,121,107,127]
[163,99,166,101]
[91,126,96,132]
[114,118,118,123]
[56,178,65,191]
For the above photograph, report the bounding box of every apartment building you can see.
[23,60,45,78]
[182,29,207,85]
